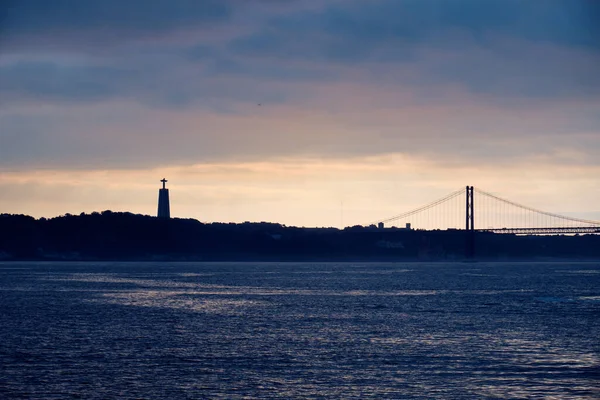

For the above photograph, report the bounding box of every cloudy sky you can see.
[1,0,599,227]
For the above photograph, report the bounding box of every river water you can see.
[0,261,599,399]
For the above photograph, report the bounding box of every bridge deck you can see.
[477,227,600,235]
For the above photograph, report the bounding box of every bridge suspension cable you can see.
[473,187,600,227]
[371,188,464,226]
[473,187,600,233]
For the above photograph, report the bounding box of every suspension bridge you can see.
[370,186,600,236]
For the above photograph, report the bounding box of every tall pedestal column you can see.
[157,178,170,219]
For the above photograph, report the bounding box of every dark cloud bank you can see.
[1,0,599,170]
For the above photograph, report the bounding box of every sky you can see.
[1,0,599,227]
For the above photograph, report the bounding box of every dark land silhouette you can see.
[1,212,600,261]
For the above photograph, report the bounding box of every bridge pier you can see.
[465,186,475,258]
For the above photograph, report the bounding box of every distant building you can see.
[375,222,410,230]
[157,178,170,219]
[388,223,412,231]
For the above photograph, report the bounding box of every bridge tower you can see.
[157,178,170,219]
[465,186,474,258]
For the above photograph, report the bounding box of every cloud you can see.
[3,38,599,117]
[276,0,600,49]
[0,0,598,196]
[0,61,135,103]
[0,0,232,49]
[229,1,600,99]
[3,0,598,112]
[1,87,598,172]
[231,0,600,59]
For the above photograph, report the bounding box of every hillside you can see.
[1,212,599,261]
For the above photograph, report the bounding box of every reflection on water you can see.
[560,270,600,275]
[96,291,266,314]
[1,261,599,399]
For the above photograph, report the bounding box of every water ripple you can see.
[1,261,599,399]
